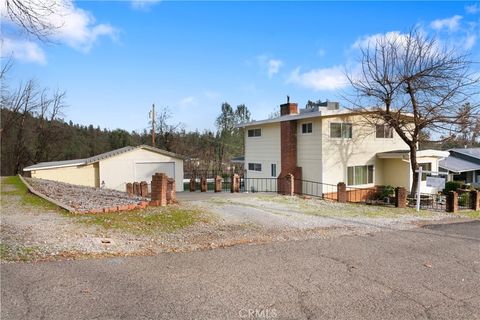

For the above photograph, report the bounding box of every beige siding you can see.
[380,159,411,189]
[297,118,322,182]
[321,115,408,187]
[244,123,281,179]
[99,148,184,192]
[31,163,99,187]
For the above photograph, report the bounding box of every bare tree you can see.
[347,29,479,194]
[33,88,66,162]
[155,106,183,152]
[2,0,65,40]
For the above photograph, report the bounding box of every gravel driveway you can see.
[1,177,476,262]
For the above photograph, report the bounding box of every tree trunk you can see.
[409,143,419,195]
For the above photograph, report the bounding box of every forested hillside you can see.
[0,105,248,176]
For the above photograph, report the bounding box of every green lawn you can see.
[1,176,63,211]
[71,206,211,234]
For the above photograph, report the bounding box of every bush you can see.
[459,192,470,207]
[379,185,395,199]
[444,181,463,194]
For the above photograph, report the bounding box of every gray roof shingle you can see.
[23,145,185,171]
[439,156,480,173]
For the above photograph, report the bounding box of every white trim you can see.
[23,162,86,171]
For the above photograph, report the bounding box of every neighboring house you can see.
[239,100,448,194]
[439,148,480,185]
[23,145,185,192]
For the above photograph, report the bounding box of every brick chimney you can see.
[277,97,302,195]
[280,95,299,116]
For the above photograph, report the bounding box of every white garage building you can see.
[23,145,184,192]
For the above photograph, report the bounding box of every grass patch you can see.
[71,205,210,234]
[1,176,63,212]
[252,194,432,218]
[458,210,480,219]
[0,242,43,262]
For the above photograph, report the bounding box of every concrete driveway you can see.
[2,220,479,320]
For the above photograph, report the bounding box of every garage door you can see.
[135,162,175,181]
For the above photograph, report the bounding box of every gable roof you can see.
[23,145,185,171]
[449,148,480,160]
[439,156,480,173]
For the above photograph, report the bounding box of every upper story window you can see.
[376,124,393,139]
[301,123,313,134]
[330,123,352,139]
[248,163,262,171]
[247,128,261,137]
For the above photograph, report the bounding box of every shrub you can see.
[444,181,463,194]
[379,185,395,199]
[458,192,470,207]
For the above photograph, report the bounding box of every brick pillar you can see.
[285,174,294,196]
[231,174,240,193]
[150,173,167,206]
[470,190,480,211]
[200,177,207,192]
[166,178,176,204]
[214,176,222,193]
[189,176,196,192]
[133,182,140,196]
[337,182,347,203]
[446,191,458,213]
[235,174,241,192]
[140,181,148,197]
[126,183,133,196]
[395,187,407,208]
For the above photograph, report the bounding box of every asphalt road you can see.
[2,221,479,320]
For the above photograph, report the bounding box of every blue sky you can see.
[3,1,480,133]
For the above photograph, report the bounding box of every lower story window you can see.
[271,164,277,177]
[347,165,374,185]
[248,163,262,172]
[419,163,432,181]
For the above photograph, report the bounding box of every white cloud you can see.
[179,96,197,108]
[1,0,117,53]
[287,66,348,91]
[52,1,117,52]
[464,34,477,49]
[131,0,162,10]
[430,15,463,31]
[465,4,480,14]
[256,54,283,78]
[267,59,282,78]
[352,31,407,49]
[1,37,46,64]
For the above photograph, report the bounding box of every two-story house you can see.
[239,99,448,194]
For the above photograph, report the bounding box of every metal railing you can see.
[241,177,278,193]
[295,179,338,200]
[408,193,446,211]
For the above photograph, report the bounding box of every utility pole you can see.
[149,103,156,147]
